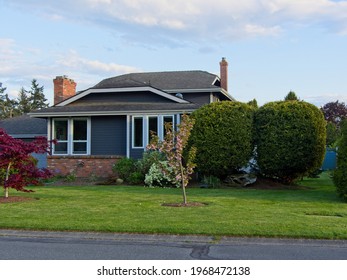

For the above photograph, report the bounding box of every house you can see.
[29,58,234,177]
[0,114,48,168]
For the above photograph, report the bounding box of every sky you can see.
[1,0,347,107]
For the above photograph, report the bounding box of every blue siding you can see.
[70,91,175,105]
[91,116,126,156]
[181,92,210,105]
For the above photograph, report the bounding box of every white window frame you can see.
[131,115,175,149]
[52,118,91,155]
[132,116,145,149]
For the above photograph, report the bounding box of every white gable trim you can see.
[57,86,189,107]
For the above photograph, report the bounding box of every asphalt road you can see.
[0,229,346,260]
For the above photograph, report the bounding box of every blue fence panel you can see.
[321,149,337,170]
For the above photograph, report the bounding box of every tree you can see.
[147,114,197,205]
[333,120,347,202]
[16,87,32,114]
[0,128,52,198]
[326,122,340,147]
[254,101,326,184]
[321,101,347,126]
[189,101,255,178]
[247,98,258,109]
[284,91,299,101]
[28,79,48,110]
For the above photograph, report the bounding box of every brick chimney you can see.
[219,57,228,92]
[53,75,76,105]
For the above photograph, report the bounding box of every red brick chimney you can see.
[53,75,76,105]
[219,57,228,92]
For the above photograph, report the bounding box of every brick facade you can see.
[48,155,122,178]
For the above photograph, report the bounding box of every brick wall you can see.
[48,155,122,178]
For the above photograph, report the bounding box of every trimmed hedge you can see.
[190,101,255,178]
[333,120,347,201]
[254,101,326,184]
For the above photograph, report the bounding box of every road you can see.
[0,229,346,260]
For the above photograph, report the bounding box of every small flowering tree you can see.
[147,114,197,205]
[0,128,53,198]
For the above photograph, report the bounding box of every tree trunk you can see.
[180,162,187,204]
[4,162,11,198]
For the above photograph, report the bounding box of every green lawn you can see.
[1,172,347,239]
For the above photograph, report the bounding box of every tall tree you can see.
[321,101,347,126]
[0,84,17,119]
[16,87,32,114]
[28,79,48,110]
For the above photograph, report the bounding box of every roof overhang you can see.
[57,86,190,106]
[29,109,196,118]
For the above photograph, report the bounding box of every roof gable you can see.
[57,86,190,107]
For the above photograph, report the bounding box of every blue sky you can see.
[1,0,347,106]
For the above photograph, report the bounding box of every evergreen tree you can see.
[28,79,48,110]
[16,87,32,114]
[284,91,299,101]
[0,84,17,119]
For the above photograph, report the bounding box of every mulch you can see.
[0,197,38,204]
[161,202,208,207]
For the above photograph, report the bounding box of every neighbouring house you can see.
[0,114,48,168]
[29,58,235,177]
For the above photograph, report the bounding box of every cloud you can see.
[56,50,140,75]
[5,0,347,46]
[304,93,347,107]
[0,37,140,102]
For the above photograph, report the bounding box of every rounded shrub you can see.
[112,157,137,182]
[333,120,347,201]
[190,101,255,178]
[254,101,326,184]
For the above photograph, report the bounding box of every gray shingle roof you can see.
[93,71,220,90]
[30,103,200,117]
[0,114,47,137]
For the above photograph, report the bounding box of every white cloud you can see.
[6,0,347,44]
[57,50,140,74]
[304,93,347,107]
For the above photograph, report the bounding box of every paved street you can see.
[0,229,346,260]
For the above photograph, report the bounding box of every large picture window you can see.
[53,118,90,155]
[132,115,174,149]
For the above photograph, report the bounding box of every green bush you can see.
[190,101,255,178]
[144,161,176,188]
[112,157,137,182]
[333,120,347,201]
[254,101,326,184]
[128,171,144,185]
[137,150,166,177]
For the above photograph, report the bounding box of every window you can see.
[53,118,90,155]
[73,119,88,154]
[53,119,68,154]
[132,115,175,149]
[163,116,174,138]
[133,117,144,148]
[148,116,158,143]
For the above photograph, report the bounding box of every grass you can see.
[0,172,347,239]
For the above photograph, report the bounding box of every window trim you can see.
[132,116,145,149]
[131,115,175,150]
[52,117,91,155]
